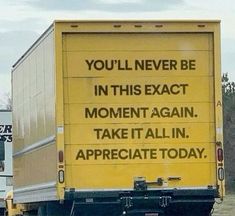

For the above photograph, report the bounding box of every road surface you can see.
[212,193,235,216]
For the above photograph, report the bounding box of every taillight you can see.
[217,148,223,162]
[58,150,64,163]
[218,168,225,181]
[58,170,64,183]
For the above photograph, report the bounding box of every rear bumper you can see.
[65,188,218,215]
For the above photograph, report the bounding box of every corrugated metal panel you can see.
[12,28,57,203]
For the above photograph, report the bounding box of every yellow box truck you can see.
[9,20,224,216]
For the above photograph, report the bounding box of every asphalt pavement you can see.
[212,193,235,216]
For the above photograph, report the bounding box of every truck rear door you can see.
[63,32,216,190]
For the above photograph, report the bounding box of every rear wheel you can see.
[37,202,72,216]
[37,206,47,216]
[23,210,38,216]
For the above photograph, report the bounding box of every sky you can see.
[0,0,235,105]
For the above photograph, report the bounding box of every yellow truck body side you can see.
[12,29,57,203]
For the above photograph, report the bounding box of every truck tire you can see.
[38,206,47,216]
[37,202,71,216]
[23,211,37,216]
